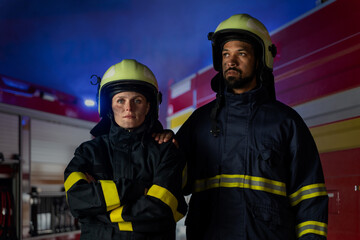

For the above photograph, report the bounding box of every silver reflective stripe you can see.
[289,183,328,206]
[296,221,327,238]
[194,174,286,196]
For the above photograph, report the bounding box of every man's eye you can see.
[134,99,142,104]
[117,99,125,104]
[222,53,229,57]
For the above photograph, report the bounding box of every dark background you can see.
[0,0,318,124]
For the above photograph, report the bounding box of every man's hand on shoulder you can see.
[152,130,179,148]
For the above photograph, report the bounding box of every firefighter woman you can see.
[64,59,187,239]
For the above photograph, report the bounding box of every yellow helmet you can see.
[208,14,277,136]
[97,59,161,118]
[208,14,277,72]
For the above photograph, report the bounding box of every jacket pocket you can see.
[258,145,285,167]
[249,202,295,240]
[258,144,287,180]
[251,203,281,227]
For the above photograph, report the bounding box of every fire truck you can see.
[167,0,360,239]
[0,74,99,239]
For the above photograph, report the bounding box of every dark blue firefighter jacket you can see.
[177,85,328,240]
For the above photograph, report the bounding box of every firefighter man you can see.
[156,14,328,240]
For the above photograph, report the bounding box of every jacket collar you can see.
[109,117,147,140]
[224,84,270,107]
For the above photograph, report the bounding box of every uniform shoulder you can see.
[263,100,307,124]
[148,137,176,150]
[267,100,301,115]
[195,99,216,112]
[185,99,216,121]
[75,135,108,154]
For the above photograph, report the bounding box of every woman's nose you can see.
[125,101,132,111]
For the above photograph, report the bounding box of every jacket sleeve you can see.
[175,111,197,196]
[64,141,145,218]
[286,116,328,240]
[109,142,187,232]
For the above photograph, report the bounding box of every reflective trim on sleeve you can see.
[118,222,133,231]
[194,174,287,196]
[110,206,125,222]
[99,180,120,211]
[64,172,87,192]
[289,183,328,206]
[147,184,184,222]
[110,206,133,231]
[296,221,327,238]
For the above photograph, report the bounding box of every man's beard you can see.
[224,68,256,90]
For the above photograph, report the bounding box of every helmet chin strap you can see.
[254,59,276,100]
[210,73,225,137]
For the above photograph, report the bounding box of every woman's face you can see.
[112,91,150,129]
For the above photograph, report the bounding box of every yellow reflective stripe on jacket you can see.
[289,183,328,206]
[118,222,133,231]
[110,206,134,231]
[194,174,287,196]
[147,184,184,222]
[99,180,120,211]
[64,172,87,192]
[296,221,327,238]
[110,206,125,222]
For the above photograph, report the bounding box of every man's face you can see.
[222,40,257,94]
[112,91,150,129]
